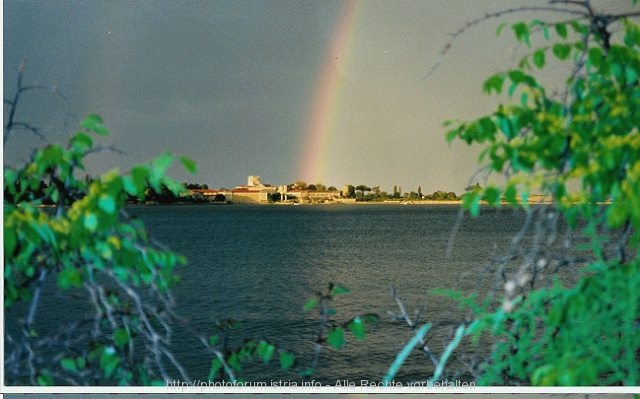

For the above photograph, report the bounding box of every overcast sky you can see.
[3,0,631,192]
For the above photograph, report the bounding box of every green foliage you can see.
[4,114,196,384]
[4,114,194,305]
[479,260,640,385]
[330,284,350,296]
[444,12,640,386]
[327,327,346,350]
[448,18,640,216]
[348,316,366,341]
[279,351,295,370]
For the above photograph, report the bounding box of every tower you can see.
[247,175,261,187]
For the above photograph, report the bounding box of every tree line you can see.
[290,182,459,202]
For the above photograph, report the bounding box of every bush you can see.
[4,115,197,384]
[442,5,640,385]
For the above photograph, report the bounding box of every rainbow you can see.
[297,0,362,185]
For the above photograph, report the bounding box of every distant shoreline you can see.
[121,200,464,206]
[122,199,566,207]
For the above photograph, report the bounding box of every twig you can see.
[388,286,421,328]
[383,323,432,385]
[196,334,237,382]
[4,60,73,145]
[423,5,589,81]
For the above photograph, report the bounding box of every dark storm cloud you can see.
[4,0,342,186]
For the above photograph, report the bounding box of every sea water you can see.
[126,204,538,384]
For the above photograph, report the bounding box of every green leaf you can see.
[70,132,94,152]
[100,348,120,379]
[348,316,366,341]
[81,114,109,136]
[483,186,501,205]
[299,368,314,378]
[327,327,346,349]
[483,74,505,94]
[462,192,481,217]
[4,225,17,256]
[552,43,571,60]
[125,166,149,198]
[555,23,568,39]
[508,70,536,87]
[58,266,83,290]
[179,156,198,174]
[611,62,624,82]
[570,21,589,35]
[330,284,350,296]
[37,373,54,386]
[256,340,275,363]
[498,116,515,138]
[542,25,550,41]
[512,22,530,46]
[60,358,78,372]
[303,297,318,312]
[362,313,381,323]
[533,49,546,69]
[84,212,98,232]
[532,364,557,386]
[279,351,295,369]
[606,201,628,228]
[227,352,241,372]
[478,117,496,138]
[113,328,130,348]
[152,152,173,177]
[76,357,87,369]
[624,22,640,46]
[626,67,638,85]
[98,194,117,215]
[504,184,518,205]
[208,358,223,380]
[445,128,459,143]
[41,145,64,166]
[588,47,603,68]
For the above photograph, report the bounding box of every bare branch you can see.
[4,60,73,146]
[423,5,590,81]
[388,286,421,328]
[7,121,46,141]
[84,144,127,157]
[196,334,237,382]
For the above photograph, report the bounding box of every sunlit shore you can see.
[271,198,559,206]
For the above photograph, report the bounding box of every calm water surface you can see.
[125,204,535,384]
